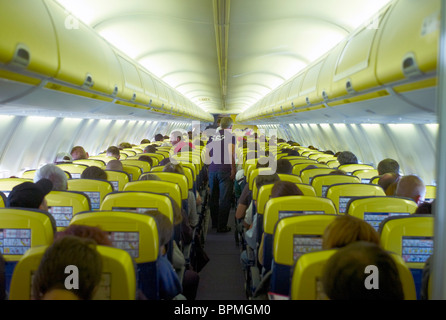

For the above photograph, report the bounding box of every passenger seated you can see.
[106,159,124,171]
[138,155,153,167]
[106,146,121,160]
[378,173,400,193]
[118,142,132,150]
[143,210,183,300]
[32,236,103,300]
[329,169,347,175]
[337,151,358,165]
[322,215,380,250]
[140,139,150,144]
[322,241,404,300]
[377,158,400,175]
[70,146,89,160]
[415,199,435,215]
[139,173,161,181]
[143,145,157,154]
[56,224,113,246]
[395,174,426,205]
[54,152,72,163]
[7,179,53,211]
[34,163,68,191]
[163,163,199,228]
[276,159,292,174]
[81,166,107,180]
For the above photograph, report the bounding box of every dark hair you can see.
[81,166,107,180]
[138,155,153,167]
[276,159,293,174]
[56,224,113,246]
[322,241,404,300]
[337,151,358,165]
[155,134,164,141]
[32,236,102,300]
[271,181,303,198]
[377,158,400,175]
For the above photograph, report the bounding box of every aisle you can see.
[195,211,247,300]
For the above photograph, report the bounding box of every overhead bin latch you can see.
[402,52,422,78]
[305,97,311,106]
[322,90,329,101]
[11,44,30,68]
[83,73,94,88]
[131,93,136,102]
[346,79,355,95]
[112,85,119,97]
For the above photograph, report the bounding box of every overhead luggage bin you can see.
[286,72,305,113]
[0,0,59,79]
[139,69,163,111]
[298,57,326,108]
[376,0,439,89]
[43,0,124,98]
[330,3,393,102]
[114,54,146,105]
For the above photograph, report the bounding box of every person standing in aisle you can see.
[206,117,236,233]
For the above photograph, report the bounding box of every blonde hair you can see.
[322,215,380,250]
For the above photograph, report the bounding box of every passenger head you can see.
[255,173,280,203]
[34,164,68,191]
[322,241,404,300]
[81,166,107,180]
[270,180,303,198]
[154,134,164,142]
[32,236,102,300]
[7,179,53,211]
[162,163,184,175]
[144,210,173,253]
[70,146,88,160]
[106,159,123,171]
[56,224,113,246]
[54,152,72,163]
[219,117,233,129]
[337,151,358,166]
[329,169,347,175]
[415,200,434,215]
[138,155,153,167]
[378,173,400,193]
[170,130,183,146]
[139,173,161,181]
[106,146,120,160]
[276,159,293,174]
[395,175,426,205]
[140,139,150,144]
[143,145,157,154]
[322,215,380,250]
[118,142,132,150]
[377,158,400,175]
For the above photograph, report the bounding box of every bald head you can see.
[106,160,123,171]
[395,175,426,204]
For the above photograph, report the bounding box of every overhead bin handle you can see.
[305,97,311,106]
[112,85,119,97]
[83,73,94,88]
[322,90,329,101]
[346,79,355,95]
[131,93,136,102]
[11,44,30,68]
[402,52,422,78]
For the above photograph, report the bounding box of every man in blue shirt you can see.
[206,117,236,233]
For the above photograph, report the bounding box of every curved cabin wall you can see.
[0,115,190,178]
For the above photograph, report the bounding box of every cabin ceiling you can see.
[55,0,392,115]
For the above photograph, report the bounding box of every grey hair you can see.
[34,164,68,191]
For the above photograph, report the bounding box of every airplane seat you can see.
[270,214,337,297]
[337,164,375,174]
[122,164,143,181]
[69,210,159,300]
[310,174,360,197]
[292,163,329,176]
[45,190,92,232]
[352,169,379,184]
[346,196,418,231]
[0,208,56,296]
[9,239,137,300]
[120,159,151,173]
[300,168,335,184]
[0,178,33,197]
[379,214,434,300]
[325,183,386,214]
[289,248,416,300]
[67,178,114,210]
[105,170,131,191]
[276,174,302,184]
[88,155,118,164]
[73,159,106,168]
[262,196,337,272]
[55,163,89,179]
[0,192,6,208]
[424,185,436,203]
